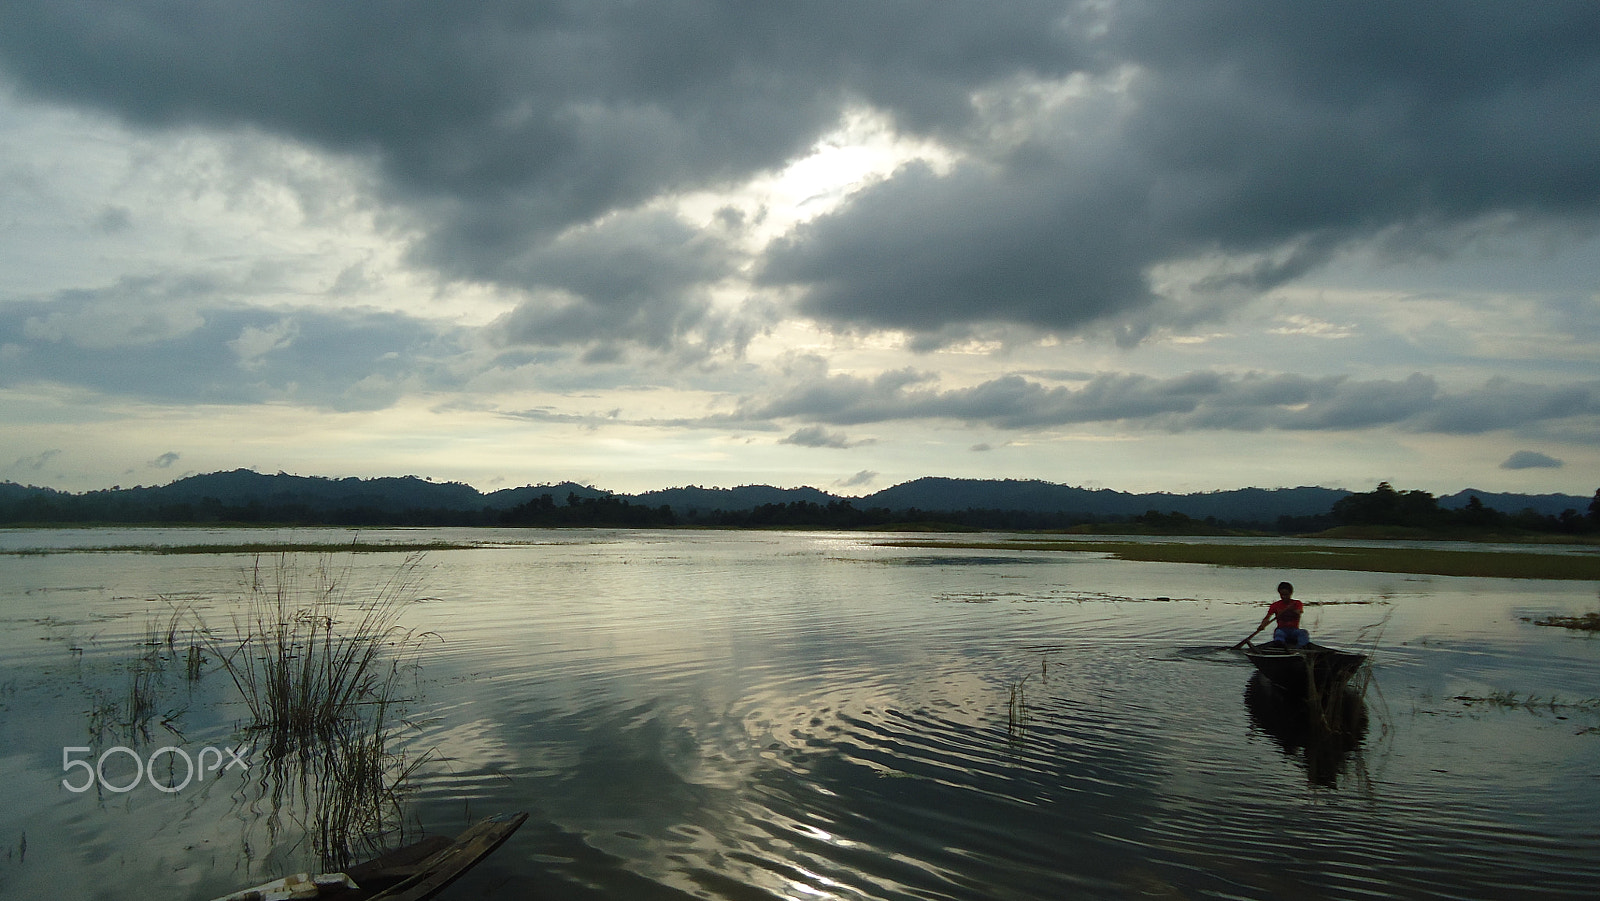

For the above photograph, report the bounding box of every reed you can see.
[197,552,434,756]
[189,553,439,866]
[1005,675,1030,742]
[249,690,435,868]
[1302,611,1389,737]
[185,642,205,681]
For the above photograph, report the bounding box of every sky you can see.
[0,1,1597,498]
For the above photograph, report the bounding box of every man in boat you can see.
[1236,581,1309,648]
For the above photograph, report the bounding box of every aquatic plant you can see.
[184,642,206,681]
[188,552,440,867]
[244,688,435,869]
[1453,691,1600,713]
[1526,612,1600,632]
[197,552,435,754]
[83,610,195,745]
[1005,675,1030,742]
[1299,661,1369,738]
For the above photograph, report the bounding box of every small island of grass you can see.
[1527,612,1600,631]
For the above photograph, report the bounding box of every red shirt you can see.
[1267,598,1302,630]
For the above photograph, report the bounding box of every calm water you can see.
[1,528,1597,900]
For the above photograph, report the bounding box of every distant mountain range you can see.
[0,469,1591,524]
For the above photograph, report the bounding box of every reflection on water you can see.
[234,716,421,873]
[1,529,1599,899]
[1244,674,1370,789]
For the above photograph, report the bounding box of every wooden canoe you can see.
[211,812,528,901]
[1242,642,1366,695]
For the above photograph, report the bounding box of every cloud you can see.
[834,470,878,489]
[92,205,132,234]
[760,2,1600,339]
[731,368,1600,435]
[1501,450,1565,470]
[148,451,180,469]
[0,1,1075,348]
[0,280,469,411]
[487,209,751,355]
[5,2,1592,349]
[229,319,299,370]
[9,449,61,472]
[780,425,869,449]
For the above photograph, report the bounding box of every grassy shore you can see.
[878,538,1600,580]
[0,540,479,556]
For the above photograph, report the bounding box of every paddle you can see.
[1230,631,1259,650]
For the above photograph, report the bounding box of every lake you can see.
[1,528,1597,899]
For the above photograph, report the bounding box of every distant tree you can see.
[1454,494,1503,529]
[1511,507,1550,531]
[1133,510,1202,533]
[501,492,675,527]
[1331,482,1446,528]
[1589,489,1600,528]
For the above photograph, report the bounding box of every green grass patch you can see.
[0,540,479,556]
[878,539,1600,580]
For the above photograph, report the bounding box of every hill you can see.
[1439,489,1593,519]
[860,478,1347,522]
[0,470,1589,532]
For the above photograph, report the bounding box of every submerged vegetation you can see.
[192,553,438,866]
[1453,691,1600,712]
[196,553,435,753]
[1525,613,1600,632]
[75,553,439,869]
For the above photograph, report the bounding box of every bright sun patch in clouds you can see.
[673,107,958,251]
[1,2,1598,497]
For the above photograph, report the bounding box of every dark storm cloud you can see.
[0,282,467,411]
[2,2,1595,344]
[761,159,1156,335]
[762,1,1600,336]
[731,370,1600,435]
[0,0,1079,345]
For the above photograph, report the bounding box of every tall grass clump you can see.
[192,552,440,866]
[201,552,434,755]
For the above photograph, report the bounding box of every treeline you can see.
[0,490,678,528]
[2,479,1596,535]
[0,492,493,527]
[1328,482,1600,534]
[500,493,677,527]
[681,500,1130,530]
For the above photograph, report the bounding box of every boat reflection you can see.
[1244,673,1368,789]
